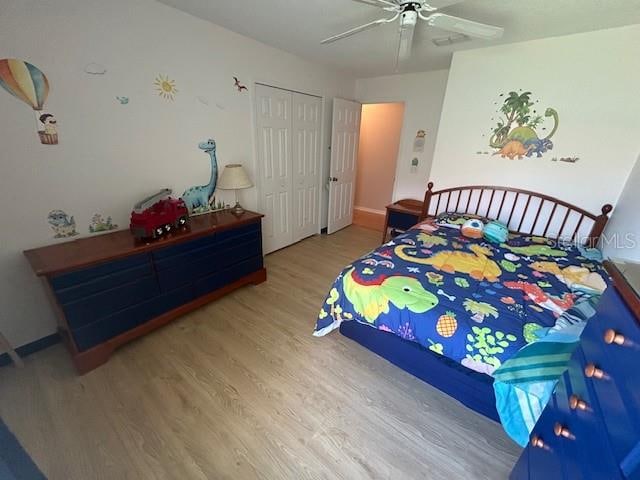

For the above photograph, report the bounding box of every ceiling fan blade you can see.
[426,13,504,39]
[321,14,399,44]
[395,22,415,70]
[352,0,399,8]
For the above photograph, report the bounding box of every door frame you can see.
[251,80,326,239]
[360,99,408,203]
[357,101,406,212]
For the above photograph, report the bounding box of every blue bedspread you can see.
[314,220,608,376]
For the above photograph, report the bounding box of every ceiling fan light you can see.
[432,33,470,46]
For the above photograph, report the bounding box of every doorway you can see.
[352,102,405,231]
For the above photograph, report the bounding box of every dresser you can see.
[24,210,266,374]
[511,261,640,480]
[382,199,423,243]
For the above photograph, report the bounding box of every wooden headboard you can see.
[420,183,613,247]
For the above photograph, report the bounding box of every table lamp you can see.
[218,164,253,214]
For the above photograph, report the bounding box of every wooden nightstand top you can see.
[386,198,423,215]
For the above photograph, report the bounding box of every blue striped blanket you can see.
[493,296,600,446]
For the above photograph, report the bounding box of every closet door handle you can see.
[328,177,338,182]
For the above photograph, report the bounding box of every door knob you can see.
[328,177,338,182]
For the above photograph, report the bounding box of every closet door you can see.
[292,93,322,242]
[255,84,293,254]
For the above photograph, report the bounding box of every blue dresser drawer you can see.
[554,358,619,480]
[54,263,153,304]
[152,222,260,262]
[50,253,151,291]
[154,227,260,272]
[193,256,263,298]
[156,237,262,292]
[527,394,565,480]
[581,317,640,463]
[71,285,194,352]
[388,210,420,231]
[62,276,160,329]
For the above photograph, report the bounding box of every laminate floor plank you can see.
[0,226,520,479]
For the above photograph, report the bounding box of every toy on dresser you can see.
[130,189,189,240]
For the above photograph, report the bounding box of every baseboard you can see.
[0,333,60,367]
[353,207,386,232]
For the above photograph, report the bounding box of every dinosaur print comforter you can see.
[313,220,608,376]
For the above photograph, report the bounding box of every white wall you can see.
[0,0,355,347]
[430,25,640,215]
[355,70,449,203]
[603,155,640,262]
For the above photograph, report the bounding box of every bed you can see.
[314,183,613,422]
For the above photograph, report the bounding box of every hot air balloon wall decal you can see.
[0,59,58,145]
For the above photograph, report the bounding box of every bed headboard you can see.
[420,182,613,247]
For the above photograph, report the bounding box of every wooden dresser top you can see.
[24,210,263,277]
[605,260,640,321]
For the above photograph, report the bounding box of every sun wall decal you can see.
[154,74,178,101]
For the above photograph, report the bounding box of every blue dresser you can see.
[24,211,266,374]
[511,261,640,480]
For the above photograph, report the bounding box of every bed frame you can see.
[421,182,613,247]
[341,183,613,422]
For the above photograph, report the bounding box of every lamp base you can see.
[232,202,245,215]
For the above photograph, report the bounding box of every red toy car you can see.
[130,189,189,240]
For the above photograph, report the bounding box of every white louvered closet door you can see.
[291,92,322,242]
[255,85,322,254]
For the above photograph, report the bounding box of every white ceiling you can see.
[157,0,640,78]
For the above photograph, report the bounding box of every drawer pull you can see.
[569,394,589,411]
[603,329,625,346]
[531,435,546,449]
[584,363,606,379]
[554,423,575,440]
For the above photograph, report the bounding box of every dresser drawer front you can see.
[581,322,640,463]
[387,211,419,231]
[50,253,151,291]
[71,285,194,352]
[554,363,619,480]
[152,222,260,262]
[193,256,263,298]
[62,276,160,329]
[527,395,566,480]
[154,227,260,272]
[54,263,153,304]
[156,237,262,292]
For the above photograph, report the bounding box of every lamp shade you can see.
[218,164,253,190]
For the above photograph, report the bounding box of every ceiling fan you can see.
[321,0,504,69]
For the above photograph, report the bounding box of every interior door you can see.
[292,92,322,242]
[255,84,293,254]
[328,98,361,234]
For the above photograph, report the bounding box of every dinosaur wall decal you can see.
[181,139,218,214]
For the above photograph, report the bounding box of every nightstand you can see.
[382,199,424,243]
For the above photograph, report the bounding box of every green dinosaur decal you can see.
[501,244,567,257]
[455,277,470,288]
[343,268,438,323]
